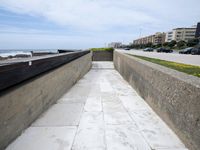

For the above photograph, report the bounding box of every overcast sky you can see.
[0,0,199,49]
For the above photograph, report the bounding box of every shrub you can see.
[168,40,177,48]
[187,38,199,47]
[177,40,186,49]
[90,47,114,51]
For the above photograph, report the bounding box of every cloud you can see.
[0,0,199,49]
[0,24,139,49]
[0,0,159,31]
[1,0,199,32]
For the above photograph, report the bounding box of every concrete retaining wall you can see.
[0,52,92,150]
[92,50,113,61]
[114,51,200,150]
[0,51,89,91]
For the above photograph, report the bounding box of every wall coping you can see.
[114,51,200,150]
[116,51,200,88]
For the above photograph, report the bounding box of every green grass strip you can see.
[129,54,200,78]
[90,47,114,51]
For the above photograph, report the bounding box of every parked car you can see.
[124,48,130,50]
[156,48,173,53]
[143,48,154,52]
[179,47,193,54]
[191,47,200,55]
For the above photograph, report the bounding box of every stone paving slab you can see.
[130,110,185,149]
[105,125,151,150]
[6,127,77,150]
[119,95,151,111]
[84,97,102,112]
[32,103,84,126]
[6,61,188,150]
[104,111,134,125]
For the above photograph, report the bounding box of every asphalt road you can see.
[118,49,200,66]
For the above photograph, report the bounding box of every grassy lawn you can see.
[129,54,200,78]
[90,47,114,51]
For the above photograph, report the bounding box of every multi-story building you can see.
[154,32,166,45]
[133,32,165,45]
[146,35,155,44]
[165,31,173,42]
[108,42,122,48]
[195,22,200,38]
[133,36,148,45]
[165,26,196,42]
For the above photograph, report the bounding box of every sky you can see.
[0,0,199,49]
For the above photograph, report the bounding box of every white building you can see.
[165,31,173,42]
[133,32,165,45]
[165,26,196,42]
[108,42,122,48]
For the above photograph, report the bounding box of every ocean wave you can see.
[0,49,57,57]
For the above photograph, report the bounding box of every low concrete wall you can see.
[0,51,89,91]
[114,51,200,150]
[92,50,113,61]
[0,52,92,150]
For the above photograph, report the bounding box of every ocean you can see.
[0,49,58,57]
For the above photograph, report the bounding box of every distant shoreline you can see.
[0,50,57,61]
[0,49,58,57]
[0,49,82,61]
[0,54,32,61]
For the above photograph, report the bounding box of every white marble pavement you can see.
[6,62,188,150]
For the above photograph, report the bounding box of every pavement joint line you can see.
[101,90,108,150]
[91,68,114,70]
[115,71,155,150]
[56,102,86,104]
[84,110,103,112]
[126,108,154,149]
[30,125,79,127]
[70,97,86,150]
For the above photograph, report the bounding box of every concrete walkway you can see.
[6,62,188,150]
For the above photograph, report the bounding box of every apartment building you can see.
[195,22,200,38]
[108,42,122,48]
[133,32,165,45]
[165,26,196,42]
[165,31,173,42]
[154,32,166,45]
